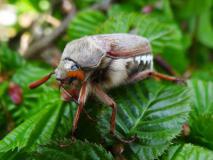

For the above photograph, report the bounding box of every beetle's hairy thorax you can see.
[89,53,153,89]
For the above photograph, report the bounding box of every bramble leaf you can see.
[32,139,113,160]
[163,144,213,160]
[0,102,61,152]
[198,7,213,48]
[0,43,25,73]
[6,65,53,123]
[74,0,101,9]
[98,80,191,160]
[188,80,213,149]
[97,13,183,53]
[68,9,106,39]
[0,92,75,152]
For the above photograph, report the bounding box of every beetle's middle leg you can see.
[128,70,184,83]
[92,84,138,143]
[92,85,117,134]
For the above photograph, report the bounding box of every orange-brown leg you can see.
[128,70,184,83]
[72,82,89,136]
[61,87,95,124]
[67,89,79,101]
[92,85,138,143]
[61,88,79,103]
[93,85,117,134]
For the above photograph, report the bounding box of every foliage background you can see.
[0,0,212,159]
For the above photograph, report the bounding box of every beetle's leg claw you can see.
[71,136,76,142]
[174,78,187,85]
[71,130,77,142]
[111,133,139,144]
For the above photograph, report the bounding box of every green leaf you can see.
[197,6,213,48]
[8,0,49,13]
[98,80,191,160]
[0,81,9,97]
[135,16,188,72]
[74,0,101,9]
[5,65,53,123]
[163,144,213,160]
[188,80,213,114]
[11,64,51,89]
[0,43,25,73]
[32,139,113,160]
[174,0,212,19]
[98,13,183,53]
[0,97,64,152]
[136,17,183,53]
[53,102,76,138]
[192,66,213,81]
[97,13,136,33]
[188,80,213,149]
[0,140,113,160]
[68,9,106,39]
[162,0,173,20]
[108,3,138,17]
[0,151,30,160]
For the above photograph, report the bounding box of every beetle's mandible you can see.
[29,33,183,139]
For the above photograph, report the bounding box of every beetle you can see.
[29,33,183,138]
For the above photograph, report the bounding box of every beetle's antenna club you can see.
[29,71,55,89]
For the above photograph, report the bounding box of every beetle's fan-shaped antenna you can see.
[29,72,55,89]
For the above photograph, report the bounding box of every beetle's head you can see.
[55,57,85,84]
[29,57,85,90]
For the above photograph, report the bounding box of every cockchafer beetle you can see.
[29,33,183,139]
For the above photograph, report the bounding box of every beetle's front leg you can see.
[61,88,79,103]
[72,82,90,137]
[128,70,184,83]
[92,85,117,134]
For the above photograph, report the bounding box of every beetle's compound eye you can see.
[70,64,79,71]
[63,57,80,71]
